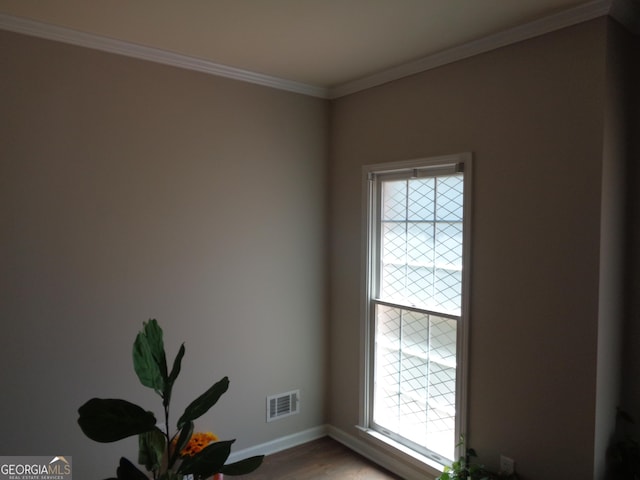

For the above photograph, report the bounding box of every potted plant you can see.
[437,438,519,480]
[78,319,263,480]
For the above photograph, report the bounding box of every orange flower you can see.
[178,431,219,457]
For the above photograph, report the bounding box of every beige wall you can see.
[594,19,637,479]
[622,25,640,440]
[0,30,328,478]
[1,13,637,480]
[329,19,610,480]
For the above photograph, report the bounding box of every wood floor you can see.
[233,436,403,479]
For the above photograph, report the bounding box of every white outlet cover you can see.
[500,455,515,474]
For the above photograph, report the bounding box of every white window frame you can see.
[359,153,472,468]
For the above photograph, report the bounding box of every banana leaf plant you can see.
[78,319,263,480]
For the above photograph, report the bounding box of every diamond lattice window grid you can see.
[363,155,470,465]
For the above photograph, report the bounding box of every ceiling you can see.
[0,0,636,97]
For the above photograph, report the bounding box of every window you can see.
[361,153,471,465]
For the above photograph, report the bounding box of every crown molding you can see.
[1,0,637,100]
[0,13,330,98]
[329,0,616,98]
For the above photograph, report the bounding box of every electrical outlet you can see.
[500,455,515,475]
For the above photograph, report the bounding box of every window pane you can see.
[382,180,407,220]
[399,352,427,444]
[407,222,434,265]
[435,222,462,266]
[373,306,457,460]
[379,174,463,314]
[436,176,464,221]
[374,305,401,431]
[408,178,435,220]
[435,269,462,315]
[382,222,406,264]
[425,316,457,459]
[406,266,433,306]
[381,264,406,302]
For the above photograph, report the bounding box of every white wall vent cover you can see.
[266,390,299,422]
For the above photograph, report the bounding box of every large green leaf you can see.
[177,376,229,429]
[115,457,148,480]
[133,319,167,394]
[220,455,265,476]
[167,343,185,386]
[163,343,185,407]
[77,398,156,442]
[138,428,165,472]
[178,440,234,477]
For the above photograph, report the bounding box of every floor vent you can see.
[267,390,299,422]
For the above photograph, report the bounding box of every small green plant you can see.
[77,319,263,480]
[437,438,519,480]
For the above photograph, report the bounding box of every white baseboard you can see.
[226,425,328,463]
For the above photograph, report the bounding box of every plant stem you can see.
[164,401,172,471]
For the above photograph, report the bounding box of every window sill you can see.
[355,426,445,479]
